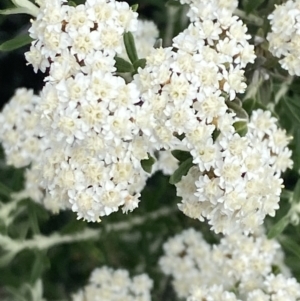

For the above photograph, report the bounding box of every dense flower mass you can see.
[25,0,138,74]
[135,1,255,149]
[24,0,154,221]
[132,0,290,234]
[72,266,153,301]
[159,228,300,300]
[176,109,292,234]
[0,88,45,168]
[267,0,300,76]
[0,0,292,231]
[0,88,69,212]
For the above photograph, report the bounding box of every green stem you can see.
[0,206,176,254]
[274,75,294,104]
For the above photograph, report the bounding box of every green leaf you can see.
[28,202,40,235]
[68,0,77,6]
[233,121,248,137]
[153,39,163,49]
[171,150,191,162]
[0,7,31,15]
[279,235,300,261]
[169,157,193,185]
[131,4,138,12]
[0,251,17,268]
[242,98,255,115]
[267,214,290,239]
[281,189,293,201]
[0,34,32,52]
[29,251,49,285]
[282,96,300,125]
[292,179,300,204]
[123,32,139,64]
[290,78,300,94]
[133,58,146,72]
[12,0,39,17]
[226,100,248,120]
[292,128,300,171]
[114,56,134,73]
[243,0,264,13]
[141,153,156,173]
[166,0,182,7]
[0,182,12,198]
[5,285,27,301]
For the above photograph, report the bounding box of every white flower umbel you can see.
[25,0,153,222]
[159,228,299,301]
[134,0,255,152]
[0,88,47,168]
[25,0,138,74]
[35,74,150,221]
[72,266,153,301]
[267,0,300,76]
[178,0,238,22]
[176,110,292,234]
[0,88,69,212]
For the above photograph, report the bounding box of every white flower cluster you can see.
[135,1,255,148]
[132,0,290,234]
[72,266,153,301]
[178,0,238,22]
[25,0,153,222]
[25,0,138,74]
[176,109,292,234]
[267,0,300,76]
[0,88,45,168]
[0,88,69,212]
[1,0,291,229]
[159,228,300,301]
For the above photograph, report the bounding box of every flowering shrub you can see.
[0,0,300,300]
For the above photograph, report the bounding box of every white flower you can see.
[267,0,300,75]
[176,109,291,234]
[160,228,294,301]
[72,267,153,301]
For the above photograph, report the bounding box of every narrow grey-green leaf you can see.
[0,34,32,52]
[0,182,12,198]
[226,100,248,120]
[233,121,248,137]
[283,96,300,125]
[267,214,290,239]
[292,128,300,171]
[279,235,300,261]
[133,58,146,72]
[0,7,31,15]
[212,129,221,141]
[131,4,138,12]
[30,251,49,285]
[68,1,77,6]
[141,153,156,173]
[243,0,264,13]
[154,39,162,49]
[171,150,191,162]
[169,157,193,185]
[292,179,300,204]
[166,0,182,6]
[242,98,255,115]
[123,32,139,64]
[114,56,134,73]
